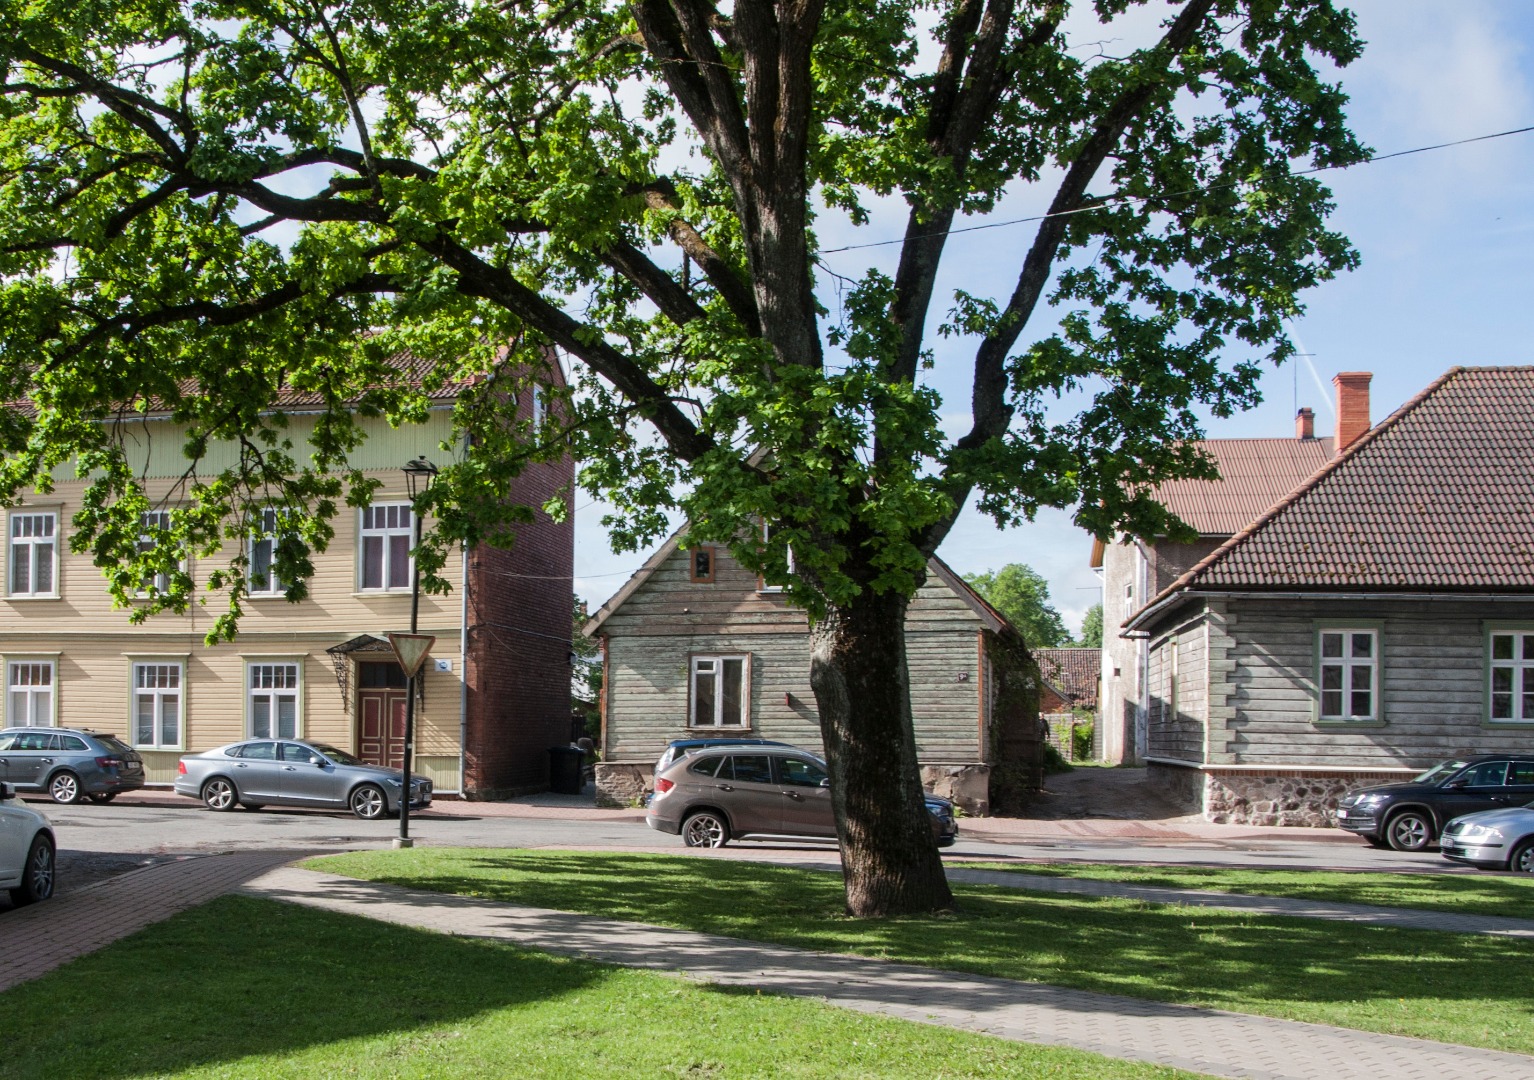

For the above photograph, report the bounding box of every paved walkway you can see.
[242,866,1534,1080]
[0,848,321,992]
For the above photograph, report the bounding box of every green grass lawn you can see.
[3,894,1198,1080]
[310,849,1534,1055]
[956,861,1534,919]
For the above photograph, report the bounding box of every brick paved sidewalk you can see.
[244,866,1534,1080]
[0,848,324,992]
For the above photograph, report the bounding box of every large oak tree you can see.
[0,0,1363,914]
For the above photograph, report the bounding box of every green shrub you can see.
[1041,742,1073,774]
[1071,721,1094,761]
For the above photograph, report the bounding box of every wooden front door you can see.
[356,661,408,769]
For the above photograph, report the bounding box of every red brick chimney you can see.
[1295,407,1314,440]
[1333,372,1372,453]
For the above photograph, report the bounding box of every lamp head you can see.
[402,456,438,500]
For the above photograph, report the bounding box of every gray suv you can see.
[647,744,958,848]
[0,727,146,804]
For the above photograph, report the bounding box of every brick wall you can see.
[462,370,576,796]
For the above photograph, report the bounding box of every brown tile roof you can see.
[1135,366,1534,613]
[1033,647,1100,708]
[1152,436,1334,535]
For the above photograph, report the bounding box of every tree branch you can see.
[601,238,710,326]
[641,182,761,334]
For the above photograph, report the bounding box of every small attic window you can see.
[690,547,715,584]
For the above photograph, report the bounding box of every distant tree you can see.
[964,564,1068,648]
[572,596,603,739]
[1077,603,1104,649]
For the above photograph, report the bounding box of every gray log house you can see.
[583,534,1042,814]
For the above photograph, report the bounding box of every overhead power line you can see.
[821,123,1534,255]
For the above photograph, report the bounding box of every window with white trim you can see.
[9,512,57,596]
[248,662,299,739]
[7,661,54,726]
[137,510,177,594]
[133,662,182,748]
[248,508,285,596]
[1318,629,1377,720]
[531,384,547,429]
[1489,632,1534,722]
[690,655,748,728]
[359,504,412,591]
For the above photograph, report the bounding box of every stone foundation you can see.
[594,762,650,808]
[920,763,991,817]
[1148,764,1417,827]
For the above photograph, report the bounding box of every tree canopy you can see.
[0,0,1364,914]
[964,563,1068,648]
[1077,602,1103,649]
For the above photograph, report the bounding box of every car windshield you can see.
[313,744,363,766]
[1414,760,1470,784]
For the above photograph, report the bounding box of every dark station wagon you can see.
[0,727,145,804]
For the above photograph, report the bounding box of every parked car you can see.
[0,727,146,804]
[0,782,55,906]
[1440,805,1534,872]
[1335,756,1534,851]
[175,739,431,820]
[647,744,959,848]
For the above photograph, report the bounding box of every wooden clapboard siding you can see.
[1195,596,1534,769]
[1146,617,1208,763]
[600,543,992,763]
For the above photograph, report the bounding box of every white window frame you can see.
[1317,628,1379,721]
[8,511,58,598]
[136,510,184,596]
[531,384,547,429]
[131,661,184,749]
[6,659,55,727]
[246,661,301,739]
[1487,629,1534,723]
[689,654,750,729]
[248,508,285,597]
[357,503,413,592]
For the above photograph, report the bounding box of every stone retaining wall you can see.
[1148,763,1417,826]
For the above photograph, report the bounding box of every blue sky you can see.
[575,2,1534,631]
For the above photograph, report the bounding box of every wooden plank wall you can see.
[602,544,989,763]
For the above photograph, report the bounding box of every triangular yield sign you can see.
[387,632,436,677]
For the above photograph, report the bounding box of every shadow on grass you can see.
[2,894,608,1080]
[310,850,1534,1026]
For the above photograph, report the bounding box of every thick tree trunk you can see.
[809,586,955,916]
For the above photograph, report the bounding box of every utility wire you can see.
[821,123,1534,255]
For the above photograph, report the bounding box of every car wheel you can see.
[350,784,387,820]
[1386,809,1433,852]
[681,811,730,848]
[1509,839,1534,873]
[47,771,83,805]
[9,833,55,906]
[201,777,239,812]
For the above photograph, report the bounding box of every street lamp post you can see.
[394,455,438,849]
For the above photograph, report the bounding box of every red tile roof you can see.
[1152,436,1334,535]
[1136,366,1534,611]
[1033,647,1100,709]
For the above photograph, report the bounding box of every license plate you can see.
[1336,809,1348,819]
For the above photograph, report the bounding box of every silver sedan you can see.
[175,739,431,820]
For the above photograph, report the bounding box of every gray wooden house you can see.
[1125,366,1534,825]
[583,535,1042,814]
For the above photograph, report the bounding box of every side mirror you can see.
[819,778,831,788]
[1444,778,1467,789]
[315,759,328,768]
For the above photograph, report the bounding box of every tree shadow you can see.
[2,894,609,1080]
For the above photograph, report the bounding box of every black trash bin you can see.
[548,745,586,795]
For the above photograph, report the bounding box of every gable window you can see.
[689,547,715,584]
[531,384,547,429]
[133,662,182,748]
[757,522,795,594]
[690,655,749,728]
[1318,629,1377,720]
[7,660,54,726]
[1489,632,1534,722]
[359,504,412,591]
[9,512,57,597]
[249,508,285,596]
[248,662,300,739]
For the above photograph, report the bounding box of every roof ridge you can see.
[1129,366,1467,622]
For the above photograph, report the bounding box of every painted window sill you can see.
[1483,720,1534,729]
[5,594,61,601]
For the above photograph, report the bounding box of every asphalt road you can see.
[14,791,1471,891]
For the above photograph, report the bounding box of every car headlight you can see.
[384,778,403,787]
[1457,824,1503,841]
[1350,793,1385,808]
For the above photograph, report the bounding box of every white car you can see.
[1440,804,1534,872]
[0,782,55,906]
